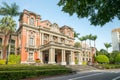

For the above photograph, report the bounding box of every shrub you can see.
[115,54,120,63]
[75,58,78,64]
[35,58,40,63]
[82,61,87,65]
[9,54,20,64]
[0,60,6,65]
[0,65,72,80]
[95,55,109,64]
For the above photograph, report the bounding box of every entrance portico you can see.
[39,41,83,65]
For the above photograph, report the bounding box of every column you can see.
[70,51,75,65]
[78,52,82,65]
[40,51,43,64]
[48,48,56,64]
[41,33,43,45]
[61,49,66,65]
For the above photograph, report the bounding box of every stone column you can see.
[41,33,43,45]
[48,48,56,64]
[61,49,66,65]
[40,51,43,64]
[78,52,82,65]
[70,51,75,65]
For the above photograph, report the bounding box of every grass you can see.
[0,64,72,80]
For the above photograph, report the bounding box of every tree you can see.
[91,35,97,48]
[95,55,109,64]
[0,16,16,64]
[0,2,20,64]
[79,37,84,48]
[88,34,92,47]
[58,0,120,26]
[74,31,80,38]
[104,43,112,52]
[74,42,81,48]
[0,2,20,17]
[115,54,120,64]
[82,36,87,48]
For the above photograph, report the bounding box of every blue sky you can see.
[0,0,120,52]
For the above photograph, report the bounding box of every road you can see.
[42,70,120,80]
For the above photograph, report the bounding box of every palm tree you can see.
[0,2,20,17]
[0,2,20,64]
[74,31,80,39]
[0,16,16,64]
[82,36,87,49]
[104,43,112,52]
[79,37,84,48]
[91,35,97,48]
[88,34,92,47]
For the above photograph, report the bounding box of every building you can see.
[0,9,95,65]
[112,28,120,51]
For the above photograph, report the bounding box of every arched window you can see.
[30,18,34,25]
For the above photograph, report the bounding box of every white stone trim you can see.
[78,61,82,65]
[61,62,66,65]
[48,62,56,64]
[69,62,75,65]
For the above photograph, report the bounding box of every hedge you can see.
[0,69,71,80]
[0,65,72,80]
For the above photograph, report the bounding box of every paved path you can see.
[41,70,120,80]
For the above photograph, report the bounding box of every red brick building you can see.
[0,9,96,65]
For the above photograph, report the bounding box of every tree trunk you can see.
[3,35,8,59]
[6,34,11,64]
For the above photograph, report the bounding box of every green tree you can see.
[95,55,109,64]
[74,42,81,48]
[0,16,16,64]
[0,2,20,17]
[91,35,97,48]
[82,36,87,48]
[79,37,84,48]
[0,2,20,64]
[58,0,120,26]
[74,31,80,38]
[104,43,112,52]
[115,54,120,63]
[88,34,92,47]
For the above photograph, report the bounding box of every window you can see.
[28,52,33,61]
[30,18,34,25]
[10,39,15,54]
[29,37,34,46]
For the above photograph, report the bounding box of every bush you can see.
[0,65,72,80]
[9,54,20,64]
[115,54,120,63]
[35,58,41,63]
[95,55,109,63]
[82,61,87,65]
[0,60,6,65]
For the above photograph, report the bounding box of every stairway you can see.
[66,65,98,72]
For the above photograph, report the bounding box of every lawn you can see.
[0,64,72,80]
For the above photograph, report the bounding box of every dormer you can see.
[51,23,60,33]
[19,9,41,27]
[40,20,52,29]
[60,25,74,38]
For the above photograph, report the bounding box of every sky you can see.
[0,0,120,52]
